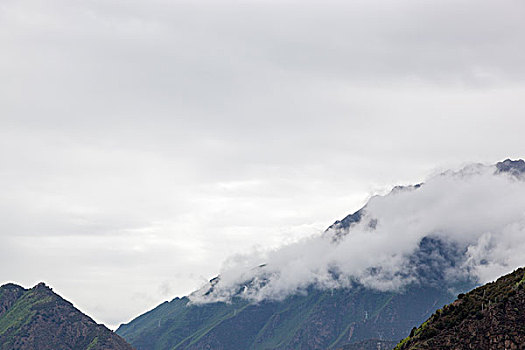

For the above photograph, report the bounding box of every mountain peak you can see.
[0,282,134,350]
[496,158,525,175]
[0,283,26,292]
[33,282,51,291]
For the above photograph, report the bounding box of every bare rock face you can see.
[395,267,525,350]
[0,282,134,350]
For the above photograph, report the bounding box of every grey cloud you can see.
[2,0,525,328]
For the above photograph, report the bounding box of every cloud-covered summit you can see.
[191,160,525,303]
[3,0,525,328]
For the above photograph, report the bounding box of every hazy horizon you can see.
[2,0,525,329]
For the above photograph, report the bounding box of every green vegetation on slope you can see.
[86,336,99,350]
[0,283,133,350]
[117,284,458,350]
[395,267,525,349]
[0,287,53,346]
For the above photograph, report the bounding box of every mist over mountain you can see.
[117,159,525,350]
[190,159,525,304]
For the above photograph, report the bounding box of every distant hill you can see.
[0,282,133,350]
[394,267,525,349]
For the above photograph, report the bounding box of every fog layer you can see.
[193,164,525,302]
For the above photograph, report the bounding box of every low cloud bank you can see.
[191,161,525,303]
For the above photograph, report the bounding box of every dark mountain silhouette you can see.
[0,282,133,350]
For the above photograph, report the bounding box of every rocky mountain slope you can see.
[394,267,525,350]
[0,282,133,350]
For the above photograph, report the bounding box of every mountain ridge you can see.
[117,283,456,349]
[0,282,133,350]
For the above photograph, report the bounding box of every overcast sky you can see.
[1,0,525,329]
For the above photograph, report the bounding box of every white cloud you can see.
[192,164,525,302]
[1,0,525,328]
